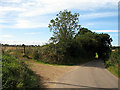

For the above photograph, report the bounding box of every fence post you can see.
[22,44,25,56]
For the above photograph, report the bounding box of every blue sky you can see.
[0,0,118,46]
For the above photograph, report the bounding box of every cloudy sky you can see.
[0,0,118,46]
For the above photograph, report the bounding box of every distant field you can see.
[2,46,41,60]
[2,46,36,52]
[112,49,115,52]
[2,46,23,51]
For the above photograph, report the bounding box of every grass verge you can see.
[34,60,74,66]
[34,57,92,66]
[107,65,120,78]
[2,54,42,89]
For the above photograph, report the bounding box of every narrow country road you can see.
[52,60,118,89]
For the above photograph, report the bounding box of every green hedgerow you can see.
[2,54,40,89]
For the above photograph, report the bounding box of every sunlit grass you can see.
[2,54,40,88]
[107,65,119,78]
[34,57,92,66]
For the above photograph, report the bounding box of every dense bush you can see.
[110,49,120,65]
[2,54,40,89]
[5,10,112,65]
[106,49,120,66]
[105,49,120,78]
[46,10,112,64]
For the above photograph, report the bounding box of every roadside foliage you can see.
[105,49,120,78]
[2,10,115,89]
[2,53,40,89]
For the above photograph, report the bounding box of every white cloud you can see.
[0,0,118,29]
[0,11,117,29]
[86,23,94,26]
[0,20,7,23]
[0,19,48,28]
[24,32,40,35]
[19,0,118,17]
[0,0,118,46]
[92,30,118,32]
[3,0,21,3]
[80,12,117,19]
[0,24,47,29]
[0,35,14,38]
[0,6,25,12]
[0,40,47,45]
[14,20,48,28]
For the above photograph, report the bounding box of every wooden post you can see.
[22,44,25,55]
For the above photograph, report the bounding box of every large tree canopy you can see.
[48,10,81,43]
[75,28,113,59]
[48,10,113,64]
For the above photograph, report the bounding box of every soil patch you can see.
[27,60,78,88]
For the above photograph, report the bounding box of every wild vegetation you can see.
[1,10,117,89]
[2,10,113,65]
[2,52,41,89]
[105,49,120,78]
[41,10,112,64]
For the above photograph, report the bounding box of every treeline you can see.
[112,46,120,49]
[24,10,112,65]
[2,44,40,47]
[2,10,113,65]
[47,10,112,64]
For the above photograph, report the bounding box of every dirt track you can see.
[27,60,78,88]
[27,60,119,88]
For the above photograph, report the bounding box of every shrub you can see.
[2,54,40,89]
[105,60,112,68]
[33,49,41,60]
[109,49,120,65]
[105,49,120,78]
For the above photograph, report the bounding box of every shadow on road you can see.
[81,60,105,69]
[33,73,47,88]
[43,81,118,89]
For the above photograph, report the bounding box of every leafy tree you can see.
[75,27,92,37]
[47,9,113,64]
[48,10,81,63]
[95,33,112,59]
[75,28,97,58]
[48,9,81,43]
[75,28,112,60]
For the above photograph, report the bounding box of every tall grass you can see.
[107,65,119,78]
[2,45,94,65]
[105,49,120,78]
[2,54,40,89]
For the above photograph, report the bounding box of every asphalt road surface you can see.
[53,60,119,89]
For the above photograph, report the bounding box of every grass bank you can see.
[34,57,92,66]
[107,65,120,78]
[105,49,120,79]
[2,54,42,89]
